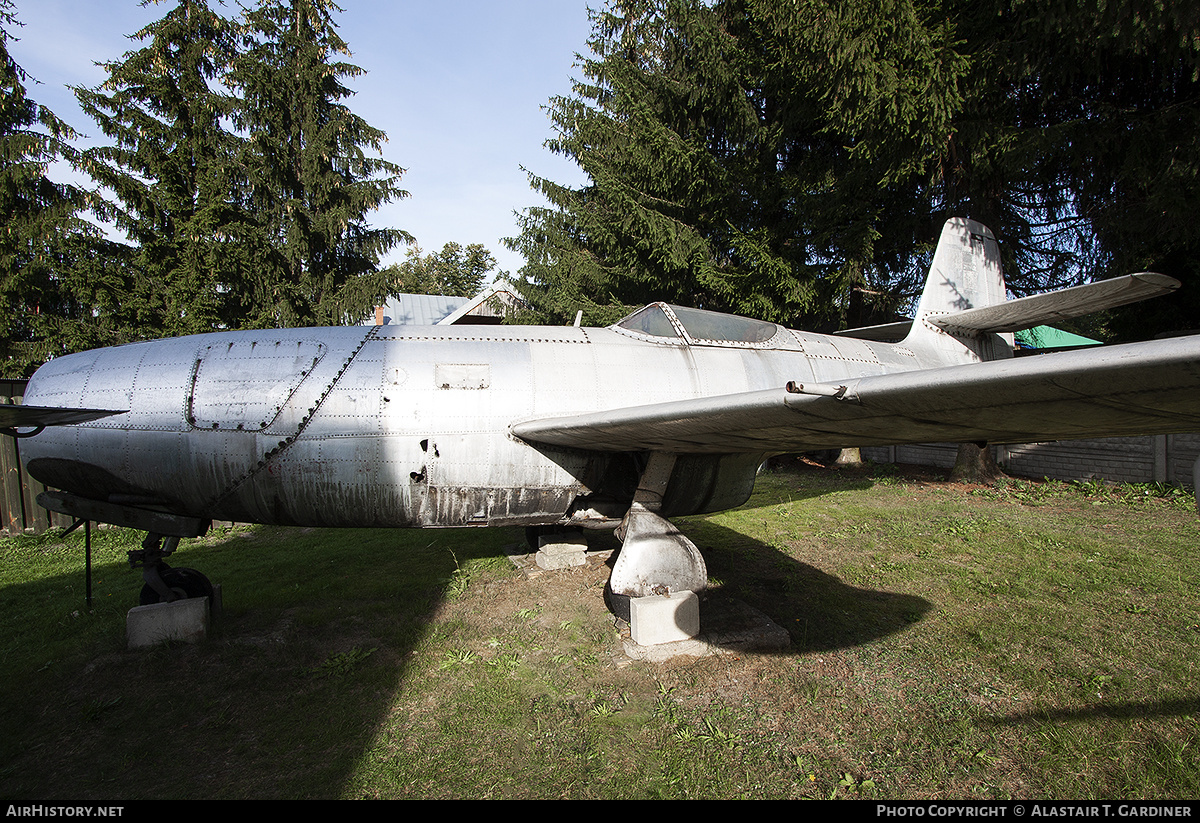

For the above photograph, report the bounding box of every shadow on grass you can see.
[684,518,932,652]
[733,461,883,511]
[0,463,930,799]
[0,523,520,800]
[982,696,1200,725]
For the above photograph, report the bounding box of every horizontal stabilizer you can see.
[930,272,1179,335]
[0,405,126,430]
[836,273,1179,341]
[834,321,912,341]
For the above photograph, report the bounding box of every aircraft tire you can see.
[524,526,545,550]
[139,567,214,606]
[603,582,631,623]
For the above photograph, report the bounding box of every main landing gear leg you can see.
[606,453,707,623]
[129,532,214,607]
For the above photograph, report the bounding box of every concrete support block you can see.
[535,532,587,570]
[629,591,700,646]
[127,597,209,649]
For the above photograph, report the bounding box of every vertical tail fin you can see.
[902,218,1013,364]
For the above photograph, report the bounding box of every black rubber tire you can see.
[604,582,631,623]
[139,567,214,606]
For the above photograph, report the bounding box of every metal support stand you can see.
[607,453,708,623]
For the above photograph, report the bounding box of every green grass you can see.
[0,463,1197,799]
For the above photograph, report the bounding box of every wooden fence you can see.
[0,389,72,536]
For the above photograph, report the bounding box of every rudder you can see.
[902,218,1013,364]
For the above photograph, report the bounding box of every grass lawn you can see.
[0,462,1196,799]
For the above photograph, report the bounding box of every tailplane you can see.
[841,218,1178,359]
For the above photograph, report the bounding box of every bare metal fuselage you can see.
[20,319,921,530]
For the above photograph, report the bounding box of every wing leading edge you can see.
[511,337,1200,454]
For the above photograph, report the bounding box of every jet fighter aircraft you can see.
[5,218,1200,612]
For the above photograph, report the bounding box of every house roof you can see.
[370,294,470,326]
[368,285,530,327]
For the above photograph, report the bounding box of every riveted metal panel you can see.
[190,339,327,431]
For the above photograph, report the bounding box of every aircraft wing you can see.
[511,337,1200,454]
[0,405,126,430]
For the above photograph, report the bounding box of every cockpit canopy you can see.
[613,303,780,347]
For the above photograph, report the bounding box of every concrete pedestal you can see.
[127,597,209,649]
[629,590,700,645]
[535,532,588,570]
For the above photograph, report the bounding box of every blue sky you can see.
[6,0,595,279]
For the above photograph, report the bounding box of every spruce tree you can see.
[960,0,1200,340]
[230,0,411,327]
[379,242,497,298]
[516,0,1200,339]
[509,0,969,330]
[73,0,251,338]
[513,1,788,325]
[0,1,130,377]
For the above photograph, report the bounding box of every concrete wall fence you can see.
[862,432,1200,487]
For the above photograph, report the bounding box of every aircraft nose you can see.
[20,326,381,524]
[20,338,198,506]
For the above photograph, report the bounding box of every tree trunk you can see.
[949,443,1006,484]
[834,447,863,467]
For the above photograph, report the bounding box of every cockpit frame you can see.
[612,302,783,349]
